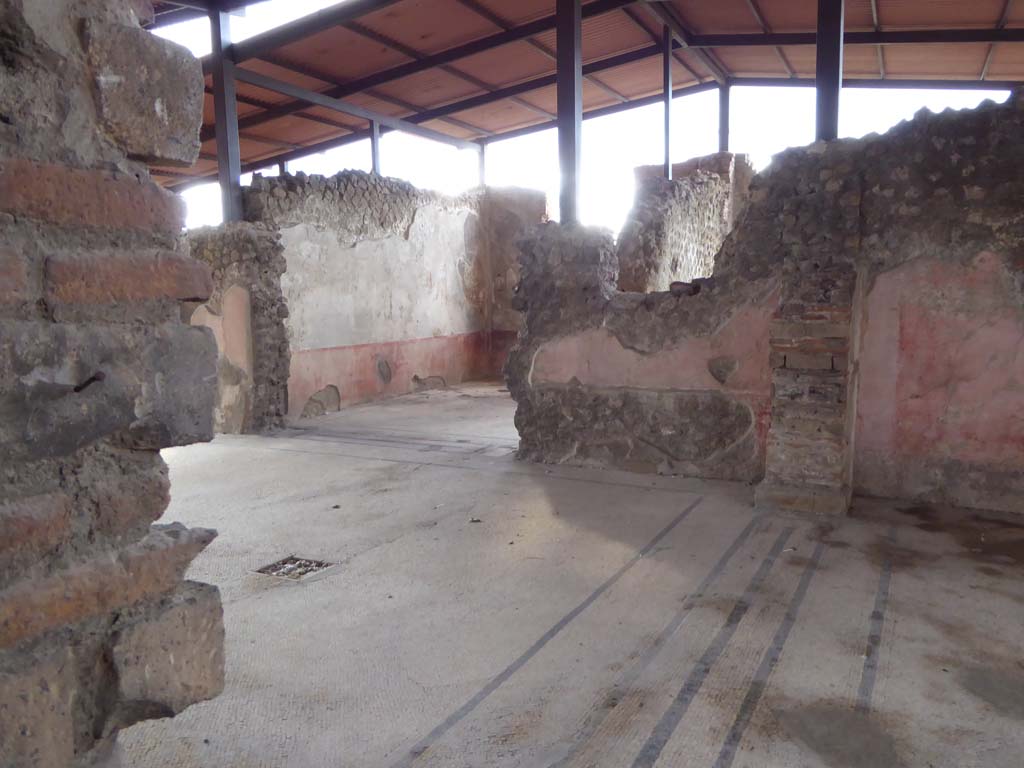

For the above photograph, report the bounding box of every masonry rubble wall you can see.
[0,1,224,764]
[511,95,1024,515]
[618,152,754,292]
[188,224,289,433]
[241,172,544,417]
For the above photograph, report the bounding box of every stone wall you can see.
[0,0,224,764]
[507,222,775,481]
[510,95,1024,515]
[189,223,289,433]
[618,152,753,292]
[243,172,544,417]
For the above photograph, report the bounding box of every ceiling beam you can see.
[642,2,729,84]
[687,28,1024,47]
[342,20,556,121]
[453,0,629,103]
[202,0,639,128]
[744,0,796,77]
[233,68,481,150]
[165,74,1019,192]
[980,0,1014,80]
[221,0,404,67]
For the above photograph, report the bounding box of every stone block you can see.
[0,647,76,768]
[0,523,216,648]
[769,319,850,340]
[0,247,29,306]
[84,20,204,166]
[45,251,212,306]
[0,159,184,235]
[111,581,224,724]
[783,351,835,371]
[0,321,215,462]
[772,369,847,404]
[0,493,72,585]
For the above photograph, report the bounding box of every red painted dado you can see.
[288,331,509,415]
[856,252,1024,497]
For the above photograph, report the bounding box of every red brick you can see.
[45,251,212,305]
[0,246,28,304]
[0,524,215,649]
[0,159,184,235]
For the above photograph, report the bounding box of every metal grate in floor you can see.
[255,555,333,580]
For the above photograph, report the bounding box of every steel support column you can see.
[662,25,672,180]
[210,9,242,221]
[556,0,582,225]
[477,143,486,186]
[370,120,381,174]
[719,83,730,151]
[815,0,844,141]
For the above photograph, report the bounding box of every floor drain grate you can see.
[256,556,333,580]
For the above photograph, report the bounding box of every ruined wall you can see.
[189,223,289,433]
[511,95,1024,514]
[507,224,776,481]
[0,1,224,764]
[244,172,544,416]
[618,152,754,292]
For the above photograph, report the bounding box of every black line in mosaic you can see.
[390,497,704,767]
[630,526,795,768]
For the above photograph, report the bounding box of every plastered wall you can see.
[243,172,544,416]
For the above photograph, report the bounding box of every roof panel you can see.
[271,25,409,83]
[667,0,765,35]
[356,0,500,55]
[987,43,1024,80]
[455,40,555,86]
[713,46,792,78]
[372,66,487,109]
[875,0,1006,29]
[885,43,990,77]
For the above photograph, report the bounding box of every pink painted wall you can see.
[530,289,778,457]
[855,252,1024,513]
[289,331,496,415]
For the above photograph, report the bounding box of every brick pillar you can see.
[0,1,224,764]
[755,264,859,515]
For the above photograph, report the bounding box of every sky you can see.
[156,0,1010,233]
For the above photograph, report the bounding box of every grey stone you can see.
[84,19,204,166]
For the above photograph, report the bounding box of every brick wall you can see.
[619,152,754,292]
[0,1,223,764]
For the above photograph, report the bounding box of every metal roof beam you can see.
[642,2,729,84]
[687,28,1024,47]
[205,0,639,128]
[222,0,404,66]
[233,68,481,150]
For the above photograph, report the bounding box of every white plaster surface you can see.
[279,205,486,352]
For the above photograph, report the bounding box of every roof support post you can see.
[370,120,381,174]
[210,9,242,222]
[556,0,582,226]
[662,25,672,180]
[477,143,486,187]
[815,0,844,141]
[719,82,730,151]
